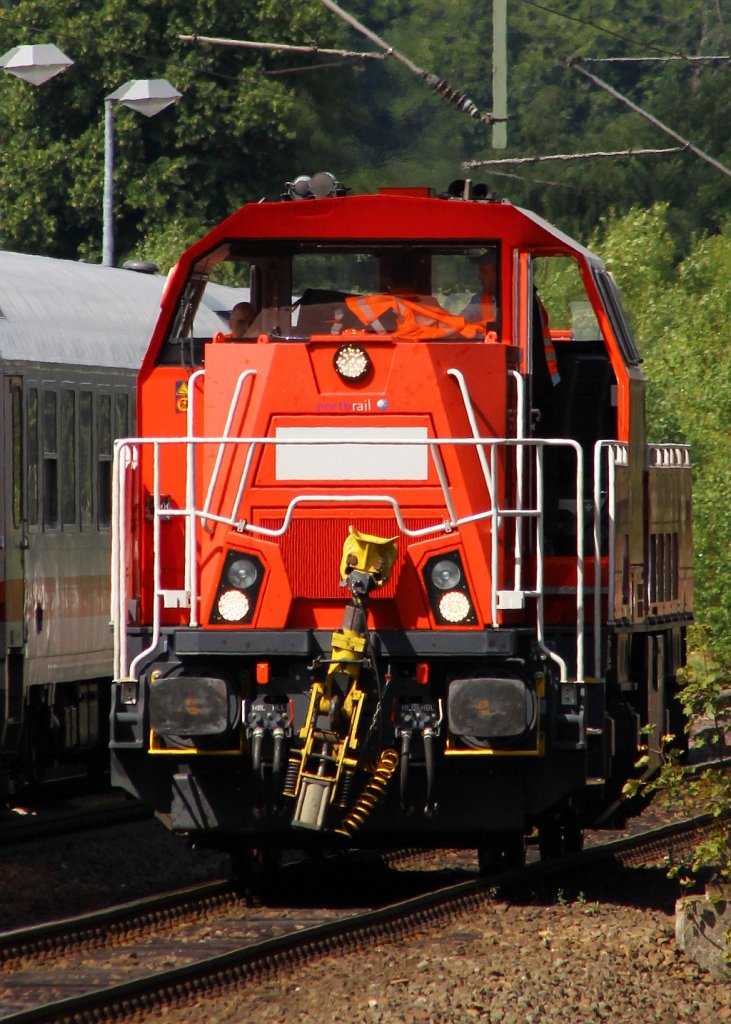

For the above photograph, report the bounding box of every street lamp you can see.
[1,51,181,268]
[103,79,182,267]
[0,43,74,85]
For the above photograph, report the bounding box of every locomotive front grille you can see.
[257,515,440,599]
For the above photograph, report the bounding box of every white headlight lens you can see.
[227,557,258,589]
[334,344,370,381]
[217,589,250,622]
[439,591,471,623]
[431,559,462,591]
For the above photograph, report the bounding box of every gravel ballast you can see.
[1,818,729,1022]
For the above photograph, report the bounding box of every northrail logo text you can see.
[316,398,388,413]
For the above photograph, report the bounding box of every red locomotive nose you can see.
[109,182,693,865]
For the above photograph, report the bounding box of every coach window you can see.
[115,391,129,439]
[27,387,39,527]
[79,391,93,529]
[98,392,112,528]
[61,389,76,527]
[42,389,59,529]
[11,384,23,529]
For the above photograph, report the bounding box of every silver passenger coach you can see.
[0,251,241,794]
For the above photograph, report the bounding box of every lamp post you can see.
[103,79,182,267]
[0,43,74,85]
[1,52,181,267]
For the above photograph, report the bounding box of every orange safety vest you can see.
[345,294,488,341]
[480,293,497,321]
[537,300,561,385]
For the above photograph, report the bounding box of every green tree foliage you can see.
[596,205,731,664]
[0,0,334,264]
[1,1,730,262]
[325,1,731,242]
[599,206,731,881]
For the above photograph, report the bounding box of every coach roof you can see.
[0,251,234,368]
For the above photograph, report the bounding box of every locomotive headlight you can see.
[334,343,371,382]
[212,551,265,625]
[430,559,462,591]
[423,550,476,625]
[227,557,258,590]
[439,591,471,623]
[217,589,250,622]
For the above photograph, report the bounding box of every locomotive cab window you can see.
[526,255,619,556]
[157,242,504,363]
[529,254,617,450]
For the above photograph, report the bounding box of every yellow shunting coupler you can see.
[284,528,399,832]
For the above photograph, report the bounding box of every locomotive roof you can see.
[0,250,237,369]
[190,190,606,270]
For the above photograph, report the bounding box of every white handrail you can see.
[111,440,138,680]
[593,441,628,680]
[186,368,205,626]
[113,431,590,684]
[447,368,496,506]
[129,443,163,680]
[647,443,691,467]
[509,369,527,593]
[201,369,258,530]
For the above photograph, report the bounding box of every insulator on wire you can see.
[423,73,484,120]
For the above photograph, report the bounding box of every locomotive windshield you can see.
[158,242,504,365]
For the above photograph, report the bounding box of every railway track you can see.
[0,813,721,1024]
[0,793,150,849]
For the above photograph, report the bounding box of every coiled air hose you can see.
[335,749,399,837]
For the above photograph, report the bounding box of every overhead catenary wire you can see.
[520,0,690,60]
[488,169,577,187]
[568,58,731,180]
[178,34,385,62]
[318,0,502,125]
[264,61,360,76]
[578,55,730,63]
[463,146,685,169]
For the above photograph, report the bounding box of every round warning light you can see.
[439,591,471,623]
[217,589,250,622]
[334,343,371,382]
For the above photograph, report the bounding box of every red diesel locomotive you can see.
[110,175,692,869]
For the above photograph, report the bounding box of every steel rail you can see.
[0,796,150,850]
[0,812,723,1024]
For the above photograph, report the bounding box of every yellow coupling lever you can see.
[287,528,398,832]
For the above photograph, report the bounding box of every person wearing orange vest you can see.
[345,293,486,341]
[536,296,561,387]
[461,250,498,325]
